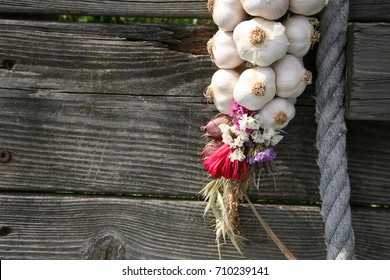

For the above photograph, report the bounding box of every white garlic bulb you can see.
[208,0,248,32]
[240,0,289,20]
[233,18,289,67]
[206,69,240,114]
[289,0,329,16]
[258,97,296,129]
[233,66,276,111]
[284,15,320,57]
[271,54,312,98]
[207,30,245,69]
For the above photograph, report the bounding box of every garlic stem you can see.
[310,29,320,44]
[207,37,215,61]
[274,111,288,125]
[301,70,313,85]
[207,0,215,12]
[249,26,266,45]
[205,86,214,102]
[252,82,266,96]
[242,192,297,260]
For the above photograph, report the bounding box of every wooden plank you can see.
[352,206,390,260]
[0,20,216,95]
[349,0,390,22]
[346,23,390,121]
[0,193,326,259]
[348,120,390,205]
[0,0,388,21]
[0,0,210,18]
[0,92,323,201]
[0,20,322,202]
[0,193,389,260]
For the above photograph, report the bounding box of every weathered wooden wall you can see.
[0,0,389,260]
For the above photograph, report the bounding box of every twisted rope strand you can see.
[315,0,355,260]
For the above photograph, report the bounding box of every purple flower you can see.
[247,148,277,165]
[244,139,253,147]
[247,155,256,165]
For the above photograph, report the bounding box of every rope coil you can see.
[315,0,355,260]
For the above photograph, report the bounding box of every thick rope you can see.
[315,0,355,260]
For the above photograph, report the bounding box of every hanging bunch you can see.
[201,0,327,259]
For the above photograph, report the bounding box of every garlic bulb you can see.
[240,0,289,20]
[207,30,245,69]
[233,66,276,111]
[233,18,289,67]
[271,54,312,98]
[206,69,240,114]
[258,97,296,129]
[289,0,329,16]
[284,15,320,57]
[208,0,248,32]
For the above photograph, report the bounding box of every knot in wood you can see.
[2,60,16,70]
[84,233,126,260]
[0,226,12,236]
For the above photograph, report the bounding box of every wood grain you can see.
[0,91,323,201]
[352,206,390,260]
[1,20,389,205]
[0,6,388,261]
[0,0,211,18]
[0,193,388,259]
[346,23,390,121]
[0,0,388,21]
[0,20,322,202]
[347,121,390,205]
[0,193,325,260]
[349,0,390,22]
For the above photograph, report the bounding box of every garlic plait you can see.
[206,69,240,114]
[207,0,248,32]
[233,66,276,111]
[271,54,312,98]
[233,17,289,67]
[207,30,245,69]
[257,97,296,129]
[284,15,320,57]
[240,0,289,20]
[289,0,329,16]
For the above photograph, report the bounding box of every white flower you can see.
[254,113,263,125]
[230,135,245,149]
[218,123,231,133]
[238,114,262,130]
[229,148,246,162]
[221,131,233,145]
[218,122,249,148]
[262,127,275,141]
[251,129,265,144]
[230,126,250,142]
[219,123,233,145]
[271,134,284,146]
[251,127,279,146]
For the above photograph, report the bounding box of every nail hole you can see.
[0,150,11,163]
[0,226,12,236]
[3,60,16,70]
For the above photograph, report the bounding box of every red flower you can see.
[202,143,248,181]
